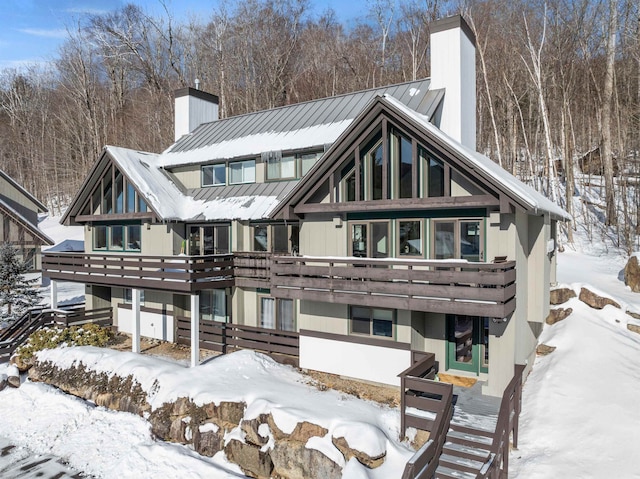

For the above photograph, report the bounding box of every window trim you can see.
[201,163,226,187]
[350,306,395,339]
[229,159,256,185]
[92,224,143,253]
[431,218,484,261]
[258,294,296,331]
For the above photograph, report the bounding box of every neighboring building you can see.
[44,15,568,397]
[0,169,53,270]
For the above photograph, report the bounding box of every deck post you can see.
[50,280,58,309]
[190,294,200,367]
[132,288,141,354]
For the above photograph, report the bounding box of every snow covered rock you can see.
[0,373,7,391]
[193,422,224,457]
[271,440,342,479]
[546,307,573,325]
[241,414,271,447]
[224,439,274,478]
[6,365,20,388]
[332,435,386,469]
[579,287,620,310]
[624,255,640,293]
[550,287,576,305]
[627,324,640,335]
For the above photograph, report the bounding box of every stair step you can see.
[443,441,492,462]
[446,429,493,449]
[435,465,478,479]
[438,453,485,475]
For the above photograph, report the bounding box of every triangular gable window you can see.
[79,163,148,217]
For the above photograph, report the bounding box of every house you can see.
[43,15,568,397]
[0,169,53,270]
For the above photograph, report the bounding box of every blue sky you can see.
[0,0,370,69]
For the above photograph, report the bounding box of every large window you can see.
[251,223,299,254]
[351,306,394,338]
[189,224,230,255]
[202,164,226,187]
[267,154,296,180]
[398,220,422,256]
[93,224,142,252]
[229,160,256,184]
[124,288,145,304]
[350,221,389,258]
[84,166,148,216]
[200,289,227,322]
[433,219,483,261]
[260,297,295,331]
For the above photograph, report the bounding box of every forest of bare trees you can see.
[0,0,638,250]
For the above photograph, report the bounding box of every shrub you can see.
[13,323,113,370]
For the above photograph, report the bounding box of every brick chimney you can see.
[430,15,476,150]
[174,86,219,141]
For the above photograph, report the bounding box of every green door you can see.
[446,316,489,374]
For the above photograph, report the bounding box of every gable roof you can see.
[0,169,48,213]
[0,198,54,245]
[272,94,570,221]
[161,79,442,168]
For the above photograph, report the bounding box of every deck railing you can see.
[43,252,234,293]
[398,353,453,479]
[175,317,299,360]
[271,256,516,318]
[233,252,272,288]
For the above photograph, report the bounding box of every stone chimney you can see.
[430,15,476,150]
[174,86,219,141]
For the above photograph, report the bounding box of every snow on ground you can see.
[0,349,413,478]
[511,249,640,478]
[38,213,83,246]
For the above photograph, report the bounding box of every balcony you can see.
[43,252,234,293]
[270,256,516,318]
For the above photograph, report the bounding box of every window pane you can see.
[454,316,474,363]
[371,222,389,258]
[200,290,213,320]
[429,157,445,197]
[189,226,201,255]
[434,222,455,259]
[138,196,147,213]
[94,226,107,249]
[115,173,124,213]
[399,221,422,256]
[127,225,141,251]
[202,166,214,186]
[103,181,112,214]
[267,156,279,179]
[399,136,413,198]
[260,297,275,328]
[351,307,370,334]
[230,160,255,184]
[215,225,229,254]
[340,159,355,202]
[229,162,243,184]
[290,224,299,255]
[126,182,136,213]
[300,153,319,176]
[253,225,268,251]
[203,226,214,255]
[202,164,225,186]
[244,160,256,182]
[460,221,481,262]
[272,224,288,253]
[110,226,124,250]
[278,299,295,331]
[371,143,383,200]
[352,224,367,257]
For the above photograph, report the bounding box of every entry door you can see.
[446,315,489,374]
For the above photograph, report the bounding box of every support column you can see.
[132,288,141,354]
[50,280,58,309]
[190,294,200,367]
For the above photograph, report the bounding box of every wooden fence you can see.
[175,317,300,360]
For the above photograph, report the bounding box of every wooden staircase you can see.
[399,359,525,479]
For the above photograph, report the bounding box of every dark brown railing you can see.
[175,317,299,360]
[271,256,516,318]
[233,252,272,288]
[399,353,453,479]
[0,306,113,363]
[43,253,234,293]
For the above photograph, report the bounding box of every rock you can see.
[271,440,342,479]
[579,287,620,310]
[627,311,640,320]
[410,430,430,450]
[241,415,270,447]
[172,397,193,416]
[224,439,273,479]
[289,421,328,443]
[332,436,385,469]
[193,423,224,457]
[0,374,7,391]
[624,256,640,292]
[6,365,20,388]
[536,344,556,355]
[266,413,289,441]
[550,288,576,305]
[169,417,188,443]
[628,324,640,335]
[545,308,573,325]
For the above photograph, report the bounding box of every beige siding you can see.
[298,300,349,334]
[168,166,200,189]
[299,219,347,257]
[450,170,484,197]
[0,175,42,213]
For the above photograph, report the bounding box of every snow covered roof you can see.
[161,79,441,168]
[106,146,289,222]
[0,197,54,245]
[381,95,570,220]
[0,169,48,213]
